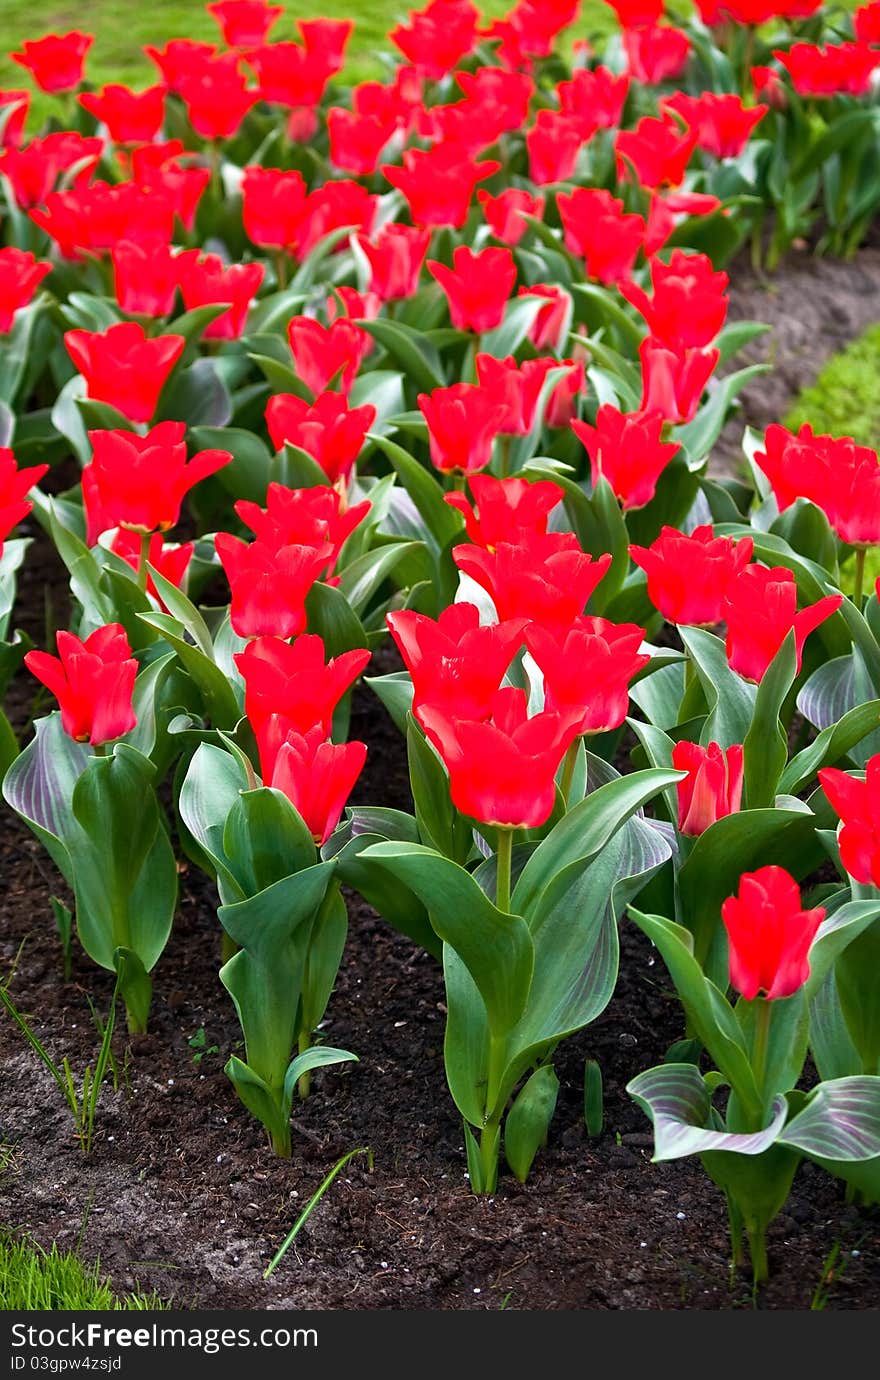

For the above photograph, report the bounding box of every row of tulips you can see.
[0,0,878,1290]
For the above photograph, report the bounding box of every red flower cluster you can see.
[755,423,880,548]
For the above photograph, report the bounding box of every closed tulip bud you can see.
[25,625,137,747]
[672,740,743,836]
[721,866,825,1001]
[639,337,719,425]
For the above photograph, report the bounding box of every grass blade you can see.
[263,1147,373,1280]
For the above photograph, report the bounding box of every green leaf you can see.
[680,626,756,748]
[805,899,880,1000]
[282,1045,358,1107]
[358,317,444,392]
[304,580,369,657]
[406,713,469,864]
[2,713,90,883]
[368,433,461,556]
[742,630,797,809]
[364,670,412,736]
[299,886,348,1040]
[504,1064,560,1183]
[177,741,249,903]
[781,697,880,794]
[676,364,769,469]
[222,786,317,895]
[479,294,548,359]
[335,541,422,618]
[137,611,243,728]
[189,426,272,505]
[627,1063,788,1161]
[780,1076,880,1160]
[834,921,880,1074]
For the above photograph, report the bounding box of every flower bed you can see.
[1,0,880,1310]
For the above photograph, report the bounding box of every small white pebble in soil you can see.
[640,1242,647,1248]
[381,1261,388,1269]
[167,1079,174,1085]
[474,1288,481,1294]
[676,1212,686,1220]
[107,1136,114,1143]
[852,1250,861,1257]
[216,1155,224,1163]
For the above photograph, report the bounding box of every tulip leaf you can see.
[137,611,243,728]
[48,503,113,631]
[406,713,471,865]
[178,741,250,903]
[504,1064,560,1184]
[676,363,768,469]
[222,786,317,896]
[835,921,880,1074]
[358,318,444,393]
[325,824,438,959]
[335,541,423,618]
[298,886,349,1041]
[282,1045,358,1108]
[2,712,90,884]
[804,899,880,1000]
[479,294,548,359]
[742,630,797,809]
[157,358,232,428]
[781,697,880,794]
[304,580,369,656]
[190,425,272,505]
[368,433,461,555]
[627,1063,788,1161]
[364,669,413,736]
[779,1076,880,1161]
[680,626,756,749]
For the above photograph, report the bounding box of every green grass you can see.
[784,322,880,453]
[0,1232,167,1310]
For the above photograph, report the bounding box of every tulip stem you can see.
[136,530,151,594]
[496,828,513,915]
[498,434,512,479]
[746,1222,769,1286]
[853,547,867,610]
[273,250,288,292]
[297,1028,311,1101]
[751,996,772,1117]
[559,739,580,807]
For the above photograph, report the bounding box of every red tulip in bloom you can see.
[696,0,821,22]
[0,90,29,149]
[557,189,645,285]
[723,564,842,683]
[215,534,334,639]
[420,687,578,830]
[82,423,232,544]
[523,284,572,354]
[672,740,744,837]
[390,0,479,79]
[64,323,185,426]
[293,181,378,259]
[111,241,182,318]
[819,756,880,886]
[241,166,306,248]
[455,66,534,134]
[79,83,166,143]
[32,181,176,261]
[244,41,335,109]
[624,26,691,85]
[418,383,507,475]
[265,393,376,485]
[573,406,680,512]
[494,0,580,59]
[327,107,397,176]
[236,634,370,742]
[602,0,665,24]
[235,484,370,575]
[721,867,825,1002]
[526,110,584,185]
[24,625,137,747]
[477,188,545,246]
[557,67,629,135]
[640,338,719,425]
[387,603,526,726]
[382,146,500,229]
[454,533,612,637]
[0,132,102,210]
[754,423,880,547]
[130,142,211,233]
[474,354,554,436]
[356,224,430,302]
[145,39,219,90]
[526,616,650,736]
[11,31,93,93]
[207,0,283,46]
[110,529,194,607]
[287,317,371,397]
[261,725,367,845]
[297,18,353,73]
[0,249,51,332]
[773,42,880,97]
[621,251,729,351]
[751,65,787,111]
[629,525,754,626]
[176,252,264,340]
[0,448,48,555]
[644,190,723,257]
[615,115,698,190]
[326,286,381,333]
[177,58,258,140]
[546,359,587,429]
[662,92,767,160]
[444,474,564,549]
[855,1,880,43]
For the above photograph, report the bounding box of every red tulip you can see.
[110,529,194,607]
[111,241,182,318]
[0,248,51,332]
[244,41,334,109]
[144,40,219,91]
[444,474,564,549]
[615,115,698,191]
[236,634,370,742]
[417,383,506,475]
[0,132,102,210]
[557,188,645,285]
[11,31,93,94]
[630,524,754,626]
[382,146,500,228]
[697,0,821,22]
[621,250,729,350]
[523,284,571,353]
[356,223,431,302]
[64,323,185,425]
[526,110,584,185]
[387,603,526,726]
[474,354,554,436]
[573,406,680,512]
[723,564,842,683]
[261,725,367,845]
[662,91,767,160]
[427,246,516,334]
[215,534,333,639]
[455,66,534,133]
[774,41,880,97]
[477,188,545,246]
[453,533,612,638]
[644,190,724,256]
[751,65,787,111]
[326,286,381,334]
[526,616,650,736]
[207,0,283,46]
[721,867,825,1001]
[79,83,166,143]
[420,686,579,830]
[176,252,264,341]
[25,625,137,747]
[235,483,370,575]
[754,423,880,548]
[297,18,353,73]
[639,338,719,425]
[0,448,48,555]
[177,57,258,140]
[32,179,176,261]
[83,422,231,544]
[241,166,306,249]
[293,180,378,259]
[265,393,376,486]
[389,0,479,79]
[557,66,629,134]
[855,1,880,43]
[492,0,580,58]
[672,740,744,837]
[546,359,587,429]
[0,90,30,149]
[819,756,880,887]
[287,316,371,397]
[130,142,211,232]
[624,26,691,84]
[602,0,665,23]
[327,107,397,175]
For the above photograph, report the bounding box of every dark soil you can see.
[1,252,880,1313]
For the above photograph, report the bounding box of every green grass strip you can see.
[0,1232,167,1310]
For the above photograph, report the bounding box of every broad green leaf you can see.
[504,1064,560,1183]
[368,433,461,556]
[680,626,756,748]
[222,786,317,895]
[480,294,548,359]
[137,611,243,727]
[178,742,249,903]
[358,317,444,391]
[364,670,412,736]
[780,1076,880,1160]
[2,712,89,883]
[282,1044,358,1107]
[304,580,369,656]
[742,630,797,809]
[627,1063,788,1161]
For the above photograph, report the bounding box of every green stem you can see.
[136,530,151,594]
[746,1220,769,1286]
[727,1193,745,1271]
[853,546,867,610]
[495,828,513,914]
[559,738,580,807]
[498,434,512,479]
[297,1028,311,1101]
[93,742,109,757]
[450,470,467,492]
[751,996,772,1121]
[272,249,289,291]
[477,1120,500,1195]
[269,1121,292,1158]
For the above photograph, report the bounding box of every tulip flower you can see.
[662,91,767,160]
[207,0,283,46]
[287,317,371,397]
[24,625,137,747]
[444,474,564,549]
[64,323,185,425]
[773,41,880,97]
[454,533,612,637]
[215,534,333,639]
[0,90,30,149]
[293,181,378,261]
[110,529,193,599]
[623,26,691,84]
[557,66,629,134]
[672,740,744,836]
[327,106,397,175]
[297,18,353,72]
[474,355,554,437]
[418,383,507,475]
[382,146,500,229]
[261,725,367,845]
[455,66,533,133]
[639,338,720,425]
[0,448,49,555]
[130,143,211,233]
[819,756,880,887]
[420,686,579,830]
[11,31,93,93]
[526,616,650,736]
[754,423,880,549]
[603,0,665,23]
[427,246,516,335]
[387,603,527,725]
[176,252,264,341]
[523,284,571,354]
[32,181,176,261]
[82,423,231,545]
[265,393,376,486]
[629,525,754,626]
[615,115,698,190]
[389,0,479,79]
[721,866,825,1001]
[236,634,371,743]
[621,251,729,351]
[557,188,645,285]
[0,248,51,332]
[573,406,680,512]
[145,40,219,90]
[245,41,336,109]
[477,188,545,246]
[355,223,431,302]
[526,110,584,185]
[546,360,587,429]
[855,1,880,42]
[241,166,307,249]
[723,564,843,682]
[0,132,102,210]
[235,483,370,574]
[177,58,258,140]
[111,241,182,319]
[644,190,724,256]
[79,83,167,143]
